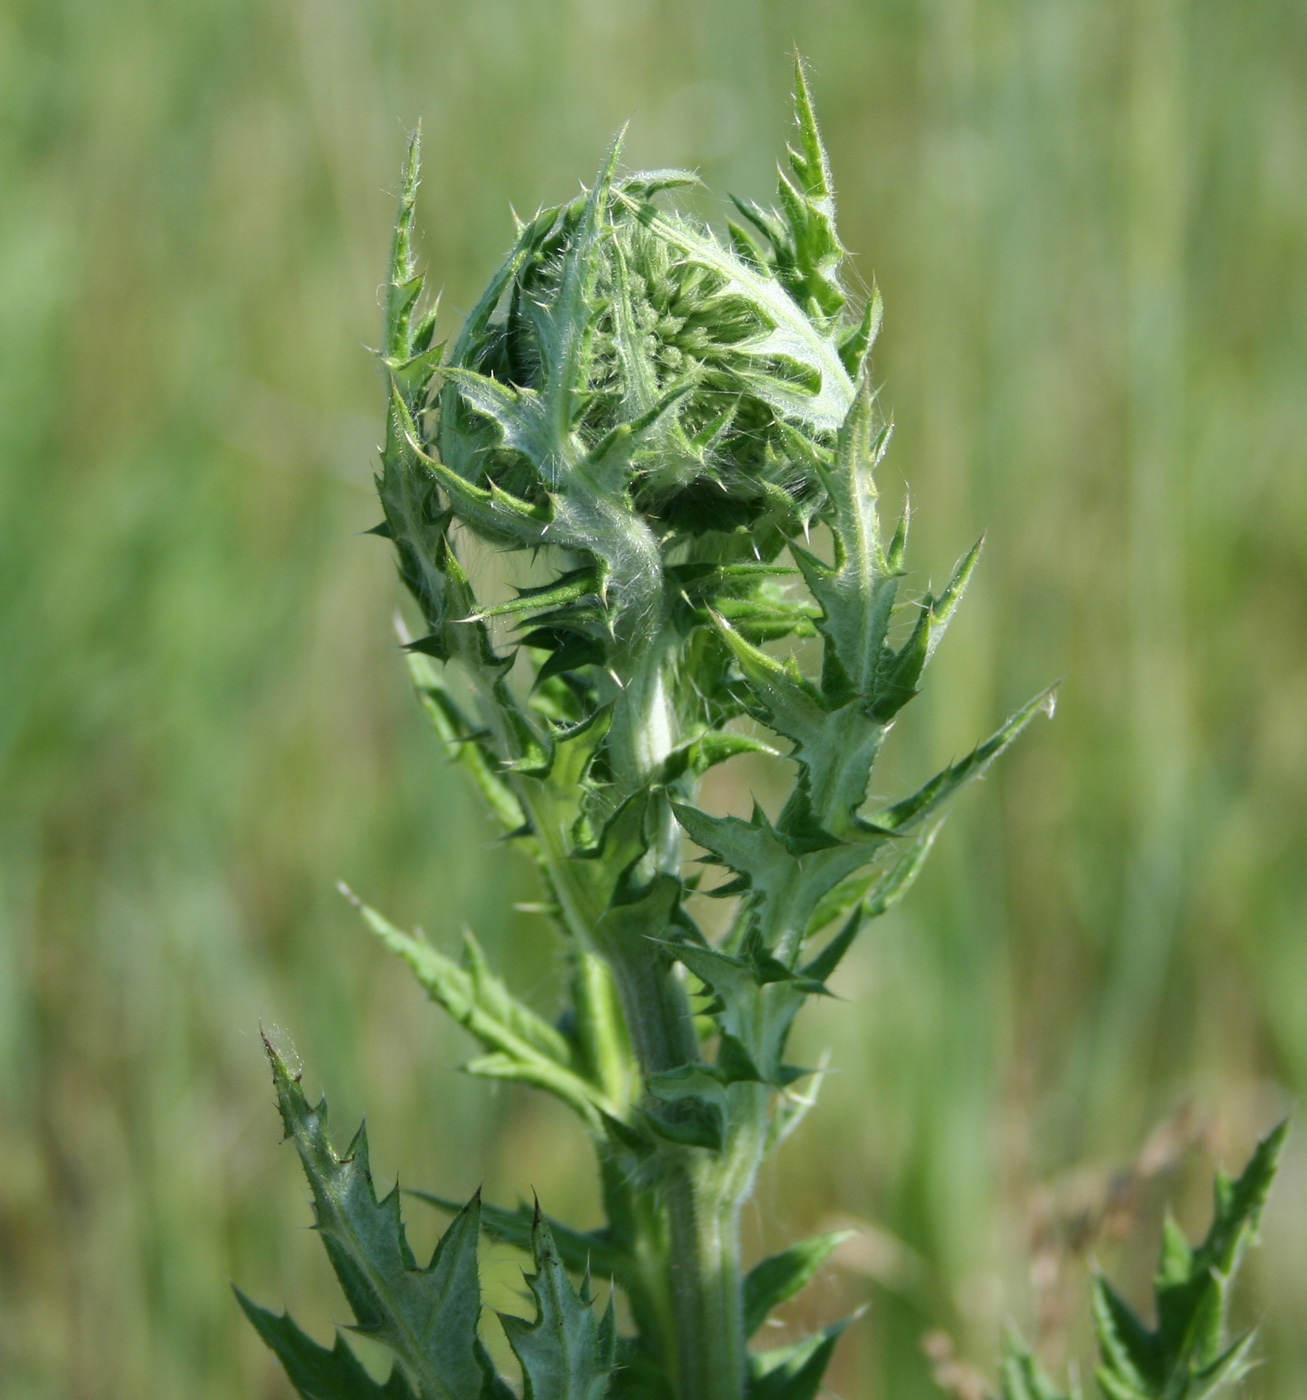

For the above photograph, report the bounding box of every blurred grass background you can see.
[2,0,1305,1396]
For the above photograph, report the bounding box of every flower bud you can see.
[423,60,874,563]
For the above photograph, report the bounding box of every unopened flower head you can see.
[414,61,881,562]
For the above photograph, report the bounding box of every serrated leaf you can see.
[394,385,555,549]
[709,615,828,755]
[471,567,602,622]
[343,892,607,1128]
[1192,1119,1286,1278]
[837,285,882,379]
[870,535,982,722]
[657,731,779,785]
[408,1191,629,1286]
[1093,1276,1161,1395]
[382,128,445,409]
[640,1066,726,1152]
[260,1039,488,1400]
[444,369,560,483]
[653,939,759,1039]
[742,1231,853,1337]
[406,650,526,836]
[636,1107,722,1152]
[789,374,896,701]
[802,817,943,969]
[237,1292,420,1400]
[499,1212,615,1400]
[650,934,818,1088]
[1091,1122,1288,1400]
[671,803,796,904]
[1185,1334,1258,1400]
[868,687,1057,836]
[715,1032,766,1085]
[778,55,846,322]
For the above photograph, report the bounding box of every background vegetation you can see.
[1,1,1304,1397]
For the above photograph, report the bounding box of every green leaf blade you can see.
[748,1320,849,1400]
[742,1231,853,1337]
[237,1293,420,1400]
[259,1038,490,1400]
[343,893,607,1128]
[499,1213,615,1400]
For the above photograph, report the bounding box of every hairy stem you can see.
[665,1166,744,1400]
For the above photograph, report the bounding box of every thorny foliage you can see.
[240,58,1284,1400]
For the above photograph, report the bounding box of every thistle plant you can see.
[239,60,1283,1400]
[999,1121,1287,1400]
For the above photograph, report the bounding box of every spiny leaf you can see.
[395,384,555,549]
[650,933,823,1087]
[406,649,526,836]
[384,127,443,404]
[582,380,695,495]
[870,535,983,722]
[802,816,943,955]
[790,374,896,702]
[445,202,562,376]
[1190,1118,1286,1277]
[657,731,779,784]
[653,939,761,1040]
[642,1064,727,1152]
[776,53,846,322]
[441,370,561,490]
[1093,1278,1161,1397]
[342,891,608,1128]
[408,1190,629,1285]
[1092,1121,1288,1400]
[837,284,882,379]
[868,687,1057,836]
[742,1231,853,1337]
[236,1293,420,1400]
[259,1037,487,1400]
[498,1211,616,1400]
[710,614,829,755]
[671,802,796,901]
[531,135,625,450]
[470,567,602,622]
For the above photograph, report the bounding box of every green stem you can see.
[665,1164,744,1400]
[663,1089,767,1400]
[515,616,758,1400]
[605,638,759,1400]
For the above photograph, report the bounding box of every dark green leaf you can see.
[499,1212,615,1400]
[407,1191,628,1284]
[236,1293,418,1400]
[259,1038,489,1400]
